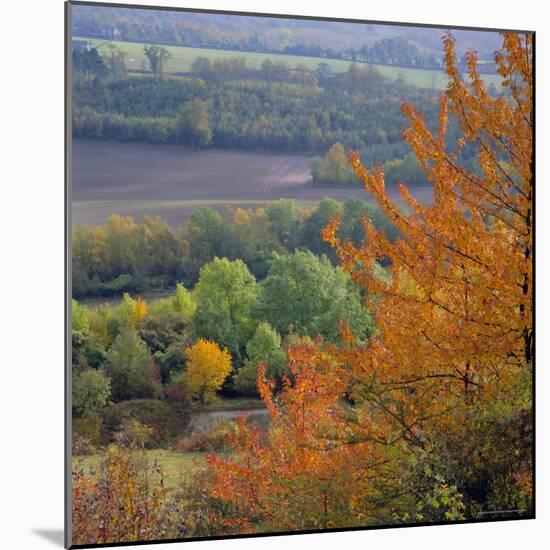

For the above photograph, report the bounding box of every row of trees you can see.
[72,245,375,449]
[311,142,427,187]
[74,44,173,80]
[73,248,374,386]
[72,51,448,159]
[72,198,398,298]
[73,7,498,73]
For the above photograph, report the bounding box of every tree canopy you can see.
[254,250,373,342]
[206,32,533,528]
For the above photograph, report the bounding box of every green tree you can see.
[72,224,101,297]
[143,44,171,77]
[340,198,399,245]
[180,208,236,283]
[72,299,90,334]
[301,198,343,260]
[135,215,182,282]
[266,199,301,250]
[254,251,373,341]
[96,215,140,281]
[311,143,357,184]
[316,62,332,80]
[193,258,259,360]
[232,208,283,279]
[235,322,286,395]
[73,369,111,418]
[149,283,196,320]
[104,45,128,80]
[383,153,426,187]
[72,47,108,81]
[176,99,213,147]
[107,328,158,401]
[191,56,212,78]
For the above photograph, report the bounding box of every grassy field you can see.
[74,36,502,90]
[76,450,210,490]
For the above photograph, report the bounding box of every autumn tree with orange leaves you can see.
[206,32,533,529]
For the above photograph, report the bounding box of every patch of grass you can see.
[76,449,209,490]
[74,36,502,90]
[76,36,356,74]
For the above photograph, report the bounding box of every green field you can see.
[74,36,502,90]
[76,450,209,490]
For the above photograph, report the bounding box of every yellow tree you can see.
[132,297,148,327]
[185,339,232,403]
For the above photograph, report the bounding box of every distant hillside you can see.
[72,4,504,68]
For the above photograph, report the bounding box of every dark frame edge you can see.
[531,29,536,521]
[65,1,73,548]
[67,514,535,550]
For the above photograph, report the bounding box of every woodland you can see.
[71,31,533,545]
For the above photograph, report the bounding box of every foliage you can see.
[72,444,171,545]
[176,99,213,147]
[73,414,104,450]
[72,299,90,334]
[143,44,171,77]
[72,215,182,298]
[72,202,398,300]
[266,199,301,250]
[72,47,108,80]
[207,344,393,531]
[173,420,238,453]
[230,207,284,279]
[206,32,533,529]
[180,208,237,284]
[193,258,259,359]
[338,197,400,246]
[69,31,532,539]
[254,250,373,341]
[193,258,258,357]
[103,399,190,448]
[72,61,442,158]
[311,143,358,184]
[120,419,154,449]
[235,322,286,395]
[104,45,128,80]
[107,328,160,401]
[73,369,111,418]
[185,339,233,403]
[301,198,343,261]
[383,153,426,187]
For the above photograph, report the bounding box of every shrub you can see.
[172,420,238,453]
[164,384,190,404]
[107,328,161,401]
[73,414,103,451]
[103,399,190,448]
[72,444,171,545]
[73,369,111,418]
